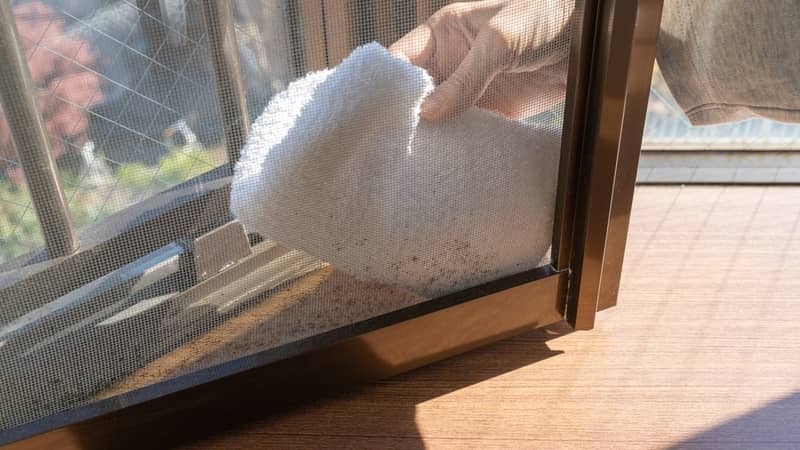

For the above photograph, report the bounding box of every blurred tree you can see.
[0,1,102,184]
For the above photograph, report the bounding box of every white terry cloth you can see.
[231,43,560,298]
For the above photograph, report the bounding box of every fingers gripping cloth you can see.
[231,43,560,298]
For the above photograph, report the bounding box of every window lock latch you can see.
[191,220,252,281]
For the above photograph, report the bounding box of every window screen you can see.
[0,0,576,435]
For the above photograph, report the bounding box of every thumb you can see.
[420,36,501,121]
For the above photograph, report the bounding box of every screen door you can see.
[0,0,580,438]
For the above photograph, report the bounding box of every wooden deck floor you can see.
[177,186,800,449]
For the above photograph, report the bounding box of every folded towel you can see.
[231,43,560,298]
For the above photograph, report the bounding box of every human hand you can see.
[390,0,574,120]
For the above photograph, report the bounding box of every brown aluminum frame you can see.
[561,0,662,327]
[0,0,662,446]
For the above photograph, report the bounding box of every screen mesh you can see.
[0,0,575,436]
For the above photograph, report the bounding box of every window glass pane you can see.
[644,64,800,150]
[1,0,293,251]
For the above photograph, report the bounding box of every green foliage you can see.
[158,145,220,186]
[114,145,218,193]
[0,184,42,261]
[0,145,223,264]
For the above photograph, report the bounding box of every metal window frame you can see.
[0,0,662,446]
